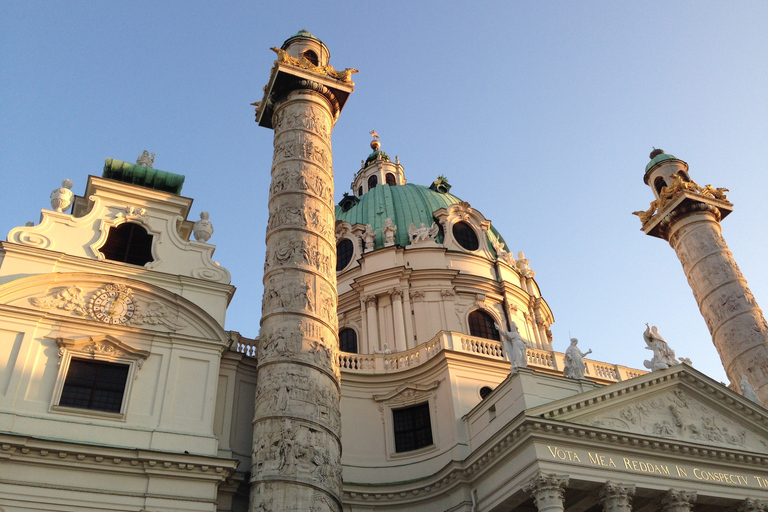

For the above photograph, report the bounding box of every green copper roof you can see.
[365,150,390,166]
[282,30,325,49]
[103,158,185,195]
[335,183,507,253]
[645,152,678,173]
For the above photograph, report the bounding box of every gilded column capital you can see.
[523,472,569,512]
[660,489,696,512]
[598,481,635,512]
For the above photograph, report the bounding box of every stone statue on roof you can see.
[495,321,528,372]
[563,338,592,380]
[137,150,156,168]
[642,324,679,371]
[740,375,762,406]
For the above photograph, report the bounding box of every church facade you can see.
[0,31,767,512]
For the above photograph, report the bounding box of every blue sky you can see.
[2,1,767,384]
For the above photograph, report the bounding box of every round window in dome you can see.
[479,386,494,399]
[453,222,479,251]
[337,239,354,271]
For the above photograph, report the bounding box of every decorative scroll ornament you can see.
[50,179,74,212]
[633,174,730,226]
[270,47,358,83]
[30,286,88,316]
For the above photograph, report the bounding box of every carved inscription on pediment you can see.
[577,389,767,452]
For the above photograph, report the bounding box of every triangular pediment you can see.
[528,365,768,454]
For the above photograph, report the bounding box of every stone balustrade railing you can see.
[233,330,646,382]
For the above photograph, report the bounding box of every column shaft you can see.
[391,289,407,352]
[668,211,768,402]
[252,89,342,512]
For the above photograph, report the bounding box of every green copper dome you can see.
[103,158,185,195]
[644,151,678,173]
[335,183,507,253]
[364,150,391,166]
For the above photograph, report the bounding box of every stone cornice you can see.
[342,408,768,506]
[0,432,238,481]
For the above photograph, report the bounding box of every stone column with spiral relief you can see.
[251,31,354,512]
[638,150,768,404]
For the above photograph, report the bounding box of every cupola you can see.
[281,29,330,67]
[350,131,406,197]
[643,148,691,199]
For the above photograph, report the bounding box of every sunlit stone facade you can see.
[0,32,766,512]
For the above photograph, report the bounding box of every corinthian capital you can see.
[523,472,569,512]
[661,489,696,512]
[599,481,635,512]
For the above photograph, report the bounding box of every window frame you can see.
[51,335,149,421]
[374,381,440,460]
[392,402,434,453]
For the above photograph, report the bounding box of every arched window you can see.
[339,328,358,353]
[453,221,479,251]
[468,310,500,341]
[368,175,378,190]
[100,223,154,266]
[654,176,666,195]
[358,186,363,197]
[336,239,354,271]
[386,173,396,186]
[303,50,319,66]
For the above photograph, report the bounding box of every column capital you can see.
[363,294,378,307]
[660,489,696,512]
[523,472,569,512]
[737,498,768,512]
[599,481,635,512]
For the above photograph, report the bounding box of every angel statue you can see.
[136,150,156,168]
[563,338,592,380]
[740,374,762,406]
[495,321,527,371]
[642,324,679,371]
[408,222,439,243]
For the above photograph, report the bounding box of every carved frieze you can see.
[267,198,334,240]
[263,276,316,315]
[577,389,766,452]
[265,235,333,275]
[272,132,330,167]
[273,104,330,139]
[270,162,333,206]
[252,417,342,494]
[30,283,185,330]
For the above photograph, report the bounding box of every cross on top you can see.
[370,130,379,140]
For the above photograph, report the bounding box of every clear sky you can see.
[2,1,767,385]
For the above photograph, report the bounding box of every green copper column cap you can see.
[103,158,185,195]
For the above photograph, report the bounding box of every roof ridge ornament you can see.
[136,150,155,168]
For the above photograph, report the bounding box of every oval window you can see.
[336,239,354,271]
[453,222,479,251]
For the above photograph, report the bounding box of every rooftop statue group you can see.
[642,324,681,371]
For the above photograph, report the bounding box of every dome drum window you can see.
[468,310,500,341]
[452,221,479,251]
[336,238,355,271]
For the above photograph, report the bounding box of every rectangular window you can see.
[393,402,433,453]
[59,359,130,413]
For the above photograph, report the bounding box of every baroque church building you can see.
[0,31,767,512]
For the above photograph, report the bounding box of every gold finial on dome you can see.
[369,130,380,151]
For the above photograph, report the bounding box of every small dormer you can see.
[643,149,691,199]
[281,29,330,68]
[351,132,406,197]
